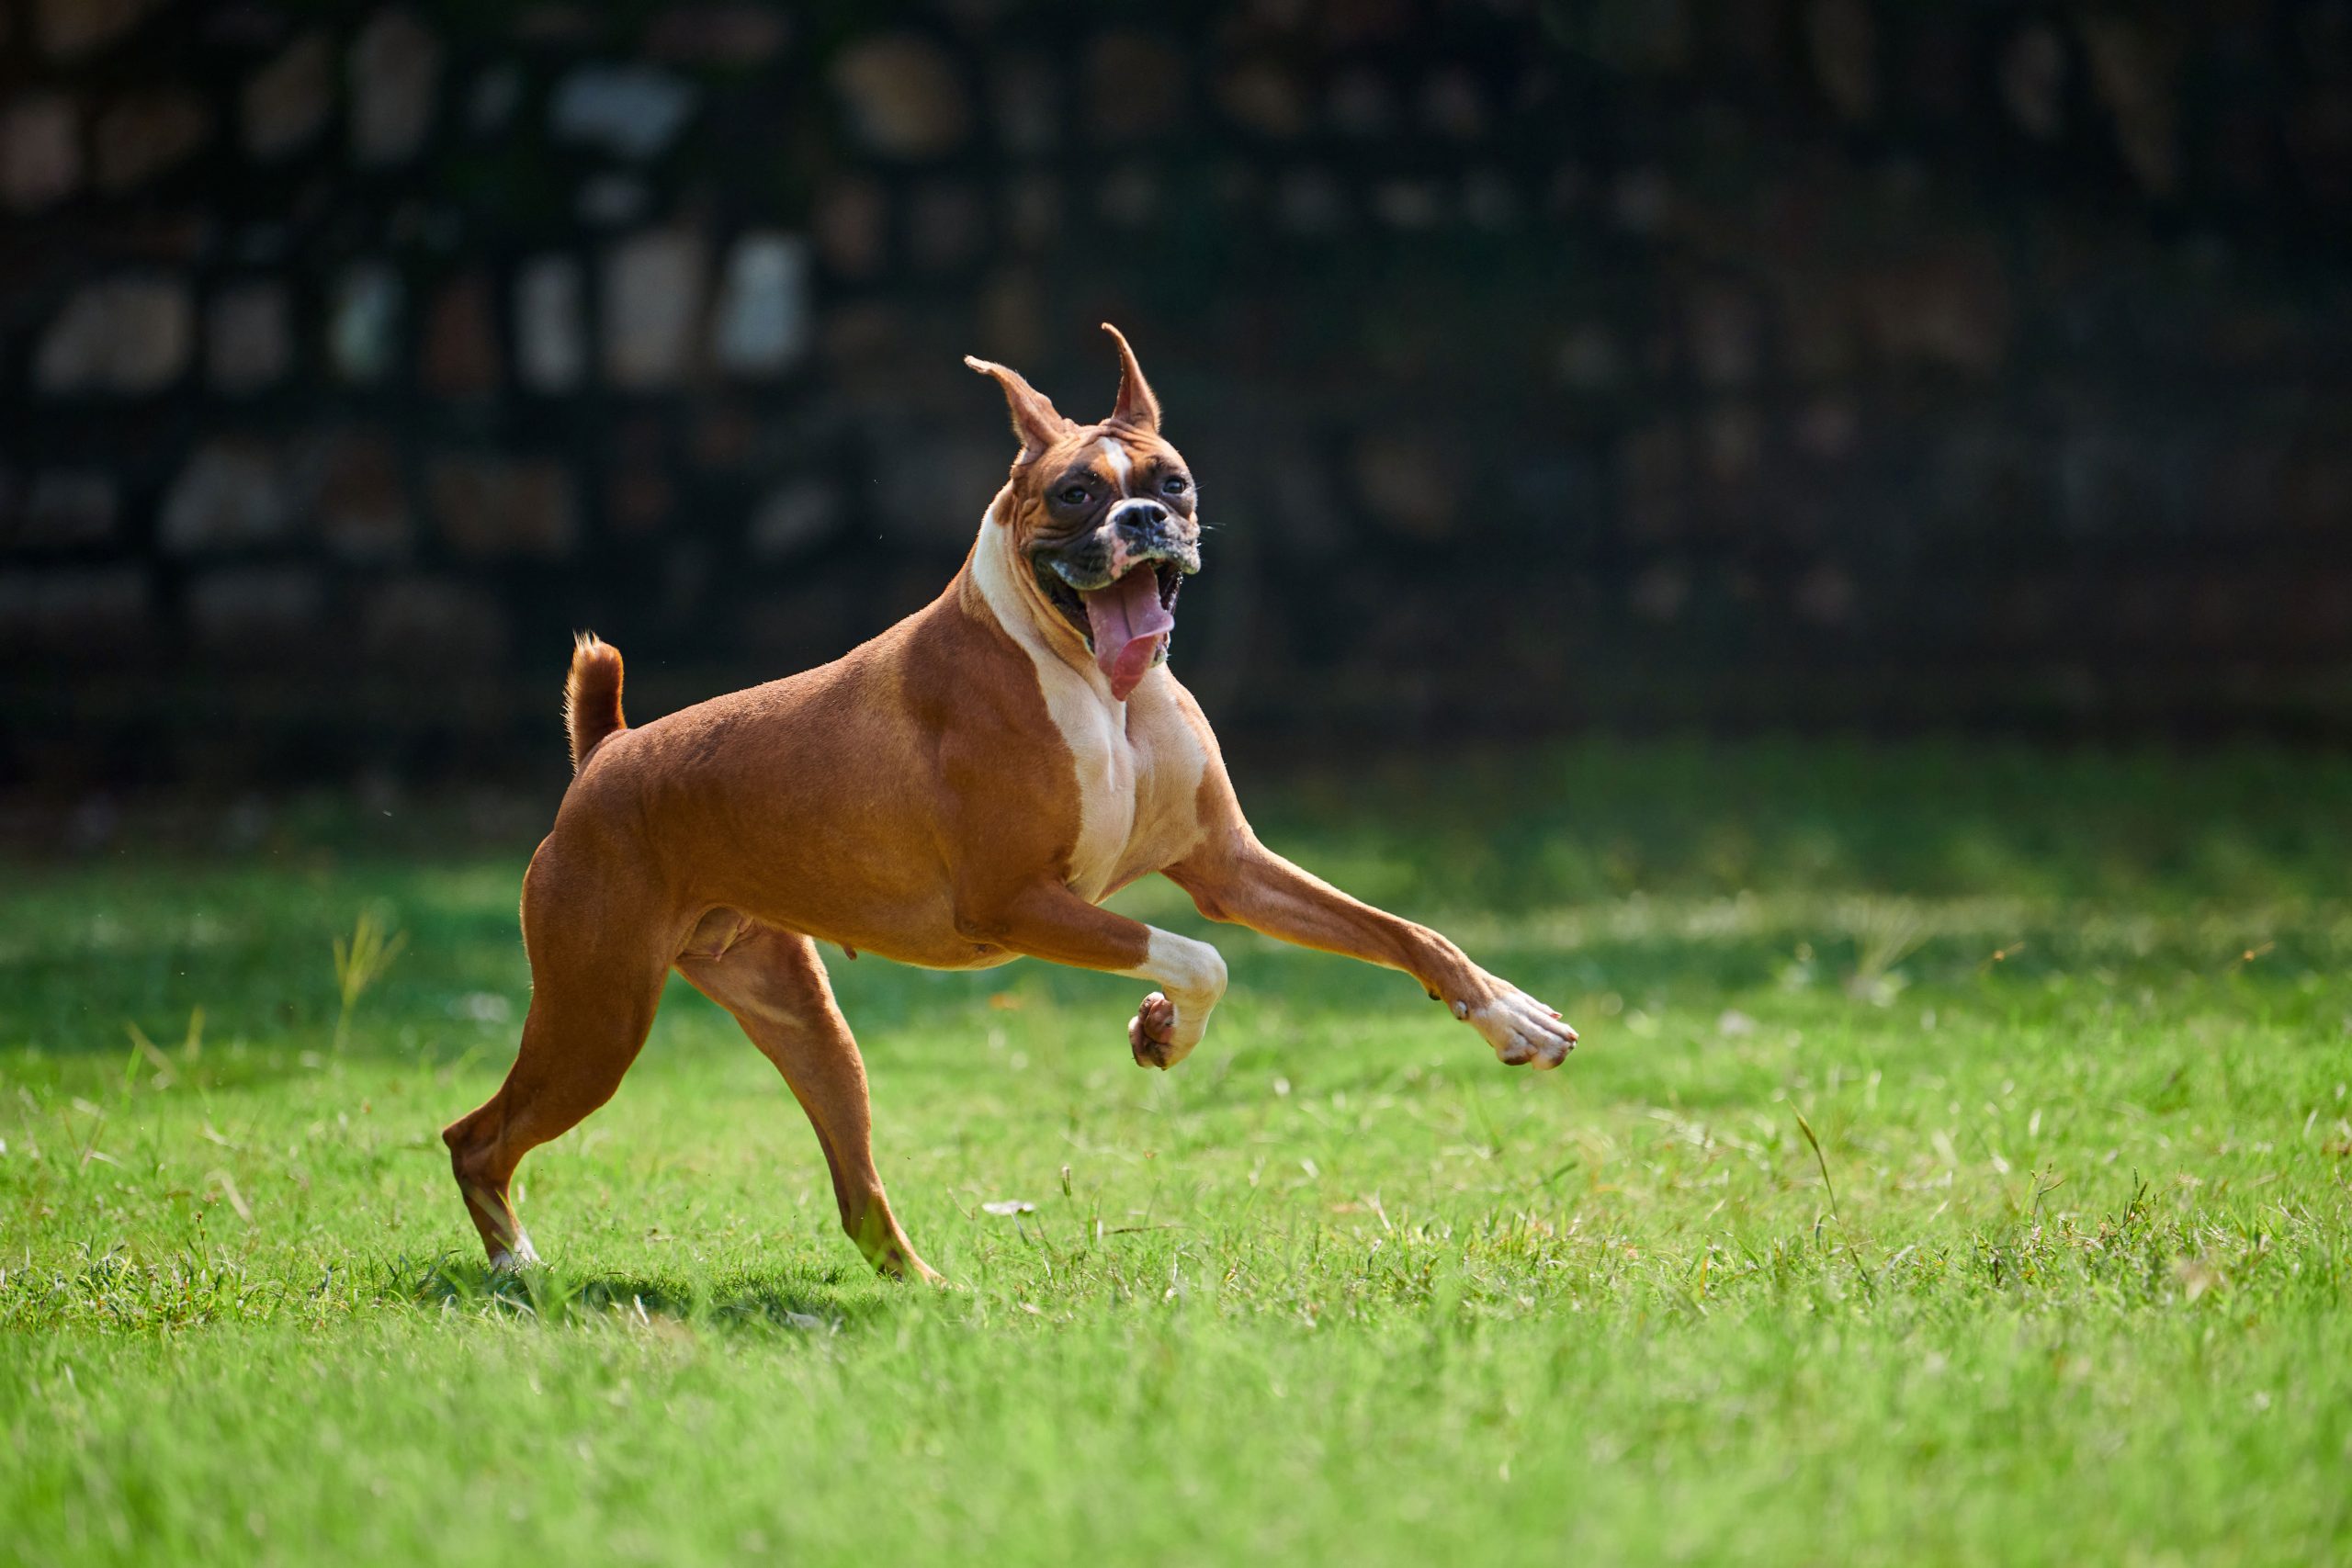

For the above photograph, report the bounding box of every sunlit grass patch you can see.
[3,743,2348,1564]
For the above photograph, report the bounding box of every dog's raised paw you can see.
[1464,987,1577,1069]
[1128,991,1179,1069]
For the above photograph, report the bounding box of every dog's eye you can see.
[1057,485,1090,506]
[1160,475,1189,496]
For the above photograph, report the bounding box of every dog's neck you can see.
[960,491,1125,707]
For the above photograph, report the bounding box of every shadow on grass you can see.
[403,1253,902,1336]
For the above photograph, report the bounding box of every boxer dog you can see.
[442,326,1577,1280]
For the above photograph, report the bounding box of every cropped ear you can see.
[1100,322,1160,434]
[964,355,1073,463]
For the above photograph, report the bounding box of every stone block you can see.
[512,6,602,46]
[2281,574,2352,653]
[2281,439,2352,535]
[1002,173,1062,252]
[2080,16,2180,197]
[831,34,967,159]
[687,406,759,470]
[1611,167,1671,233]
[867,424,1005,544]
[1622,422,1687,541]
[1086,32,1186,140]
[2000,24,2067,141]
[1258,452,1351,558]
[645,6,788,65]
[1274,166,1346,235]
[1352,430,1461,542]
[711,232,810,376]
[0,568,148,649]
[1857,244,2010,377]
[363,577,508,663]
[1804,0,1875,122]
[1700,404,1763,486]
[94,92,210,191]
[976,265,1046,365]
[306,429,411,562]
[187,566,326,652]
[349,8,442,167]
[1792,399,1859,462]
[12,472,119,549]
[1328,67,1395,138]
[815,176,888,277]
[3,95,81,210]
[1419,67,1488,141]
[34,279,194,395]
[990,53,1061,154]
[468,66,522,135]
[607,464,673,536]
[1792,562,1857,627]
[1577,0,1690,73]
[1216,60,1308,139]
[735,577,863,664]
[602,228,707,389]
[1631,563,1689,622]
[1686,284,1758,388]
[1461,168,1521,230]
[160,440,288,553]
[421,270,500,399]
[605,420,672,536]
[427,456,575,558]
[1557,323,1622,392]
[515,254,587,392]
[243,29,332,160]
[1369,179,1441,230]
[329,262,401,382]
[549,65,696,160]
[745,479,843,561]
[909,181,985,269]
[206,282,293,394]
[1780,281,1855,381]
[576,173,648,226]
[32,0,153,60]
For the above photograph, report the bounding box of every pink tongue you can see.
[1080,566,1173,700]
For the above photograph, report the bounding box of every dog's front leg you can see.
[956,885,1227,1069]
[1166,834,1577,1068]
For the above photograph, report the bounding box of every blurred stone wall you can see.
[3,0,2350,792]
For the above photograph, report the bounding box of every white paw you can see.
[1120,930,1225,1071]
[1129,991,1206,1070]
[488,1234,541,1272]
[1459,987,1577,1069]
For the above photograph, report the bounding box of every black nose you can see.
[1108,500,1168,539]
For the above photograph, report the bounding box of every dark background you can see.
[4,0,2350,805]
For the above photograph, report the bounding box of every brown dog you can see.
[442,326,1577,1280]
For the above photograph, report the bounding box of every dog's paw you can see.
[487,1235,542,1272]
[1457,987,1577,1069]
[1128,991,1191,1070]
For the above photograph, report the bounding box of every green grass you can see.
[4,740,2349,1565]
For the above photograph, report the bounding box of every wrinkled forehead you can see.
[1036,426,1184,492]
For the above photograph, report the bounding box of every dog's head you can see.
[966,325,1200,701]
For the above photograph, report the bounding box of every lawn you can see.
[4,741,2348,1565]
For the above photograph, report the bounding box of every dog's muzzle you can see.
[1030,500,1199,700]
[1044,501,1201,592]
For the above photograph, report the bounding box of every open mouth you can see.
[1035,557,1185,700]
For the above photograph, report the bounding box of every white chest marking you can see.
[971,501,1136,901]
[1098,437,1134,496]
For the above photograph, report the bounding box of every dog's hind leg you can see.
[441,903,671,1269]
[675,923,939,1282]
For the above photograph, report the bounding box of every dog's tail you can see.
[563,632,626,773]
